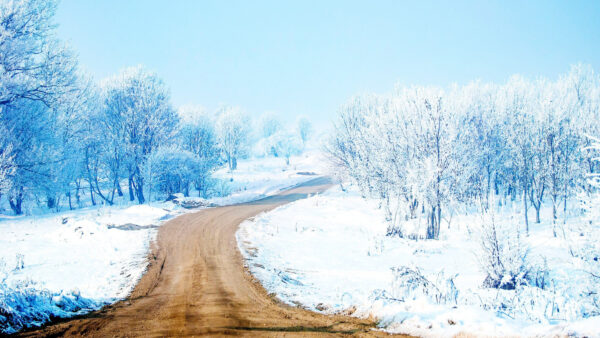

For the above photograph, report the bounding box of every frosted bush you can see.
[390,266,458,305]
[14,254,24,271]
[0,260,99,334]
[477,213,533,290]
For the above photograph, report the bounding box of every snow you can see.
[0,203,168,333]
[0,152,323,333]
[1,205,163,300]
[210,150,328,205]
[237,185,600,337]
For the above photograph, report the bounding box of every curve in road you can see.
[20,177,406,337]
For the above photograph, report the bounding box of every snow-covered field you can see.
[237,185,600,337]
[0,152,322,334]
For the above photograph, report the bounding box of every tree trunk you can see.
[563,185,568,223]
[136,185,145,204]
[128,176,135,201]
[426,206,440,240]
[552,196,557,237]
[133,174,145,204]
[75,180,81,206]
[436,202,441,238]
[529,187,542,224]
[116,180,123,197]
[484,167,491,210]
[89,183,96,206]
[427,208,434,239]
[409,199,418,219]
[9,187,23,215]
[47,196,56,209]
[550,138,558,236]
[92,174,114,206]
[494,173,499,196]
[523,189,529,235]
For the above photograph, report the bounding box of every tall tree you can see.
[102,66,178,204]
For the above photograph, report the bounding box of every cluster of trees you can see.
[252,113,312,165]
[0,0,312,215]
[329,65,600,239]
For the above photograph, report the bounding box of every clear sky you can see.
[55,0,600,127]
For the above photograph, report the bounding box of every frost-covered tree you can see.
[177,106,219,197]
[258,112,282,139]
[1,73,97,213]
[0,0,77,109]
[43,75,99,211]
[329,88,460,239]
[271,131,301,165]
[451,81,506,209]
[1,100,53,213]
[407,87,458,239]
[144,146,202,198]
[0,0,80,214]
[296,116,312,149]
[72,76,111,207]
[216,106,249,171]
[101,66,178,204]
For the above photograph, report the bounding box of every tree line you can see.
[0,0,311,214]
[328,65,600,239]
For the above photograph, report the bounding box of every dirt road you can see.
[20,177,405,337]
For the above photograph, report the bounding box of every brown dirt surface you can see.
[17,177,411,337]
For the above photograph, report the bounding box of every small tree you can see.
[216,106,249,171]
[144,146,201,199]
[177,106,219,197]
[259,112,282,139]
[478,211,531,290]
[272,131,301,165]
[296,116,312,149]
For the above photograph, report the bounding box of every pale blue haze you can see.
[55,0,600,126]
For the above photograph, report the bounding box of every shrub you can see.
[390,266,458,305]
[478,213,533,290]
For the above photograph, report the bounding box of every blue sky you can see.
[56,0,600,127]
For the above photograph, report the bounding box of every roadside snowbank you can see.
[237,186,600,337]
[0,204,162,333]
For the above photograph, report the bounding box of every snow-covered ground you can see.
[0,152,323,334]
[211,150,327,205]
[0,204,168,333]
[237,185,600,337]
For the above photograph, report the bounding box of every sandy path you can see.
[19,177,406,337]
